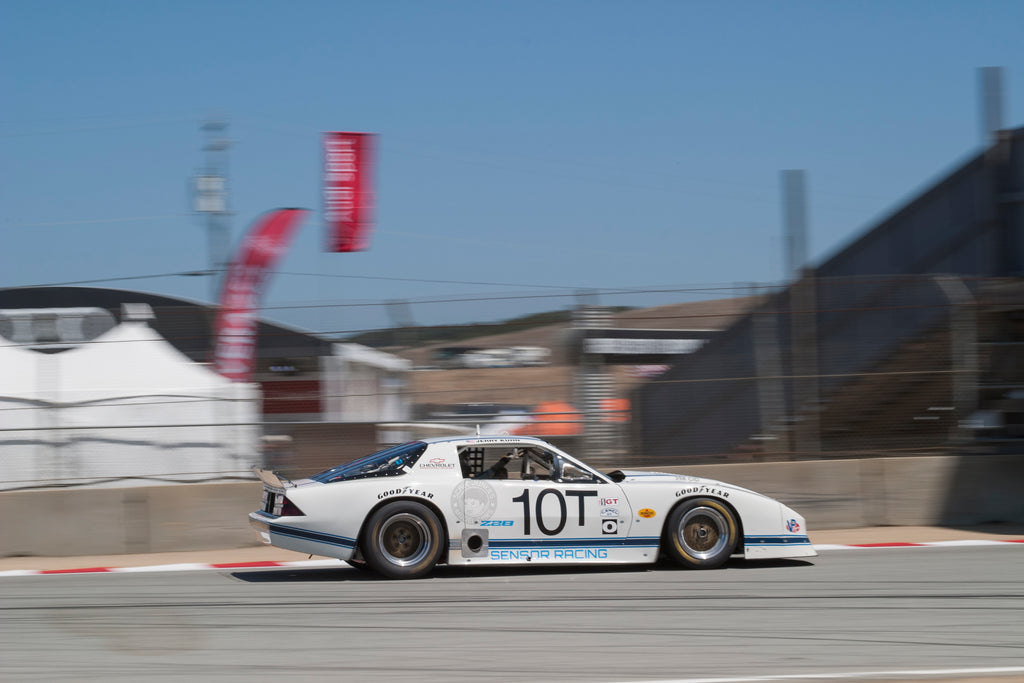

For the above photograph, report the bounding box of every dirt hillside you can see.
[401,296,760,409]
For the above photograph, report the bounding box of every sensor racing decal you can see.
[485,535,660,561]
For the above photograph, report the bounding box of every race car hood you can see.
[611,470,763,497]
[613,469,720,483]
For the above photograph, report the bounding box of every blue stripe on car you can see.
[268,522,357,549]
[744,535,812,546]
[487,537,660,549]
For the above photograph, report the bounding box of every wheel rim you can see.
[678,506,730,560]
[378,513,432,567]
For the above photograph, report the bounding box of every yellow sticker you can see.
[638,508,656,519]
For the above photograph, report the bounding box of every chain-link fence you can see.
[1,276,1022,489]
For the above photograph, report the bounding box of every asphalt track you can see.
[1,545,1023,683]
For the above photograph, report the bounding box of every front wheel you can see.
[361,501,444,579]
[664,498,738,569]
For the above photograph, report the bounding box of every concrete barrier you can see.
[649,453,1024,529]
[2,454,1022,557]
[0,482,263,557]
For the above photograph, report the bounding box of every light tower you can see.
[192,117,232,302]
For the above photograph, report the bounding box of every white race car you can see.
[249,435,816,579]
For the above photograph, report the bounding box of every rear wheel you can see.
[664,498,738,569]
[362,501,444,579]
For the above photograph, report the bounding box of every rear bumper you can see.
[248,511,356,561]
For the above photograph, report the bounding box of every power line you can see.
[1,214,189,230]
[20,269,744,297]
[275,270,579,291]
[25,271,212,288]
[258,285,755,313]
[0,118,195,138]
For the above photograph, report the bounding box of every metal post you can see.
[789,270,821,457]
[935,276,978,439]
[781,169,819,456]
[572,302,616,464]
[752,286,786,455]
[978,66,1004,146]
[782,170,808,284]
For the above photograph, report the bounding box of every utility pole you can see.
[978,66,1004,146]
[387,300,417,348]
[781,169,808,284]
[192,116,232,302]
[781,169,820,457]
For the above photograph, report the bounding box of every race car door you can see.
[455,443,649,564]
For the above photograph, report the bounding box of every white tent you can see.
[0,322,259,490]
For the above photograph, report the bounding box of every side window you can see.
[560,462,599,483]
[520,448,554,481]
[459,447,485,478]
[457,445,599,483]
[459,445,561,481]
[461,446,518,480]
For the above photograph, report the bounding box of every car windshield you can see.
[310,441,428,484]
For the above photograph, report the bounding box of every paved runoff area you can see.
[3,539,1023,683]
[2,524,1023,576]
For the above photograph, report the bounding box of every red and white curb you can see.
[813,538,1024,550]
[620,665,1024,682]
[2,539,1022,577]
[0,558,340,578]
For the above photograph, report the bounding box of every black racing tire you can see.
[361,501,444,579]
[664,498,739,569]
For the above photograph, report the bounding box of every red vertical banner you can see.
[323,132,376,252]
[214,208,308,382]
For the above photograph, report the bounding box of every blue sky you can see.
[2,1,1022,336]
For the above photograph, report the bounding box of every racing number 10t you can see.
[512,488,596,536]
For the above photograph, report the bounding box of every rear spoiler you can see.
[252,467,295,489]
